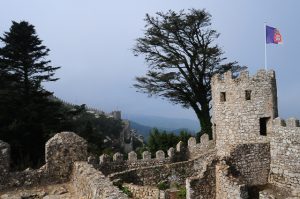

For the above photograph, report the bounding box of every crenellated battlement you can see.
[273,117,300,128]
[96,134,216,175]
[212,69,276,86]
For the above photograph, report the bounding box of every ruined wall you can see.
[100,135,212,176]
[71,161,128,199]
[0,141,10,180]
[123,183,159,199]
[0,132,88,191]
[186,156,216,199]
[109,149,216,187]
[187,134,215,159]
[225,143,270,185]
[45,132,88,181]
[211,70,278,157]
[215,163,249,199]
[98,150,172,175]
[270,117,300,194]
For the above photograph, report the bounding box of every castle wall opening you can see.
[259,117,270,136]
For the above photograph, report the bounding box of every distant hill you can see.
[129,121,153,139]
[126,114,200,140]
[124,114,200,131]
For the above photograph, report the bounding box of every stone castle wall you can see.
[186,155,217,199]
[0,132,88,191]
[270,117,300,194]
[45,132,88,181]
[0,140,10,183]
[212,70,278,157]
[215,163,249,199]
[109,149,216,187]
[123,183,160,199]
[98,134,213,176]
[225,143,270,186]
[71,161,128,199]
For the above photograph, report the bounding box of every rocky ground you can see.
[0,183,79,199]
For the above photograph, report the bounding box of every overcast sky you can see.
[1,0,299,120]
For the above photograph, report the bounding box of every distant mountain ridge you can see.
[124,114,200,131]
[125,114,200,139]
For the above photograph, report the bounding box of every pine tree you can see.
[0,21,61,169]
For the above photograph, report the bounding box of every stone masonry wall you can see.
[123,183,159,199]
[187,134,215,159]
[270,117,300,194]
[225,143,270,185]
[215,163,248,199]
[0,132,89,192]
[0,141,10,180]
[186,156,216,199]
[71,161,128,199]
[100,135,212,176]
[212,70,278,157]
[45,132,88,182]
[109,149,216,187]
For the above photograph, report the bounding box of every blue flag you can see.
[266,25,283,44]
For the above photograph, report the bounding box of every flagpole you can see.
[264,22,267,70]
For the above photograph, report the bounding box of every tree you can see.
[133,9,245,139]
[0,21,61,168]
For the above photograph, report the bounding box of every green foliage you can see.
[0,21,123,169]
[176,186,186,199]
[133,9,246,139]
[0,21,63,169]
[147,128,192,154]
[157,181,170,190]
[120,186,133,198]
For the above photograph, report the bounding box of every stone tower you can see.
[211,69,278,156]
[111,111,121,120]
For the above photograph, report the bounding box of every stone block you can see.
[176,141,184,152]
[142,151,151,160]
[200,134,209,146]
[188,137,196,147]
[128,151,137,161]
[156,150,165,160]
[99,154,111,164]
[0,140,10,176]
[286,117,300,127]
[113,152,124,162]
[167,147,175,158]
[45,132,87,181]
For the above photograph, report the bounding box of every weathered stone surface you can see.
[100,154,111,164]
[113,152,124,162]
[176,141,184,152]
[167,147,175,158]
[226,143,271,185]
[109,150,216,187]
[142,151,151,160]
[155,150,165,160]
[215,163,249,199]
[45,132,87,181]
[0,140,10,177]
[212,69,278,157]
[270,118,300,194]
[123,183,159,199]
[71,161,128,199]
[188,137,196,147]
[128,151,137,162]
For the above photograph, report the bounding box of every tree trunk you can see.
[191,102,213,140]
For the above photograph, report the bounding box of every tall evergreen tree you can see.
[0,21,61,169]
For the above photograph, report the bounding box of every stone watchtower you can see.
[211,69,278,157]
